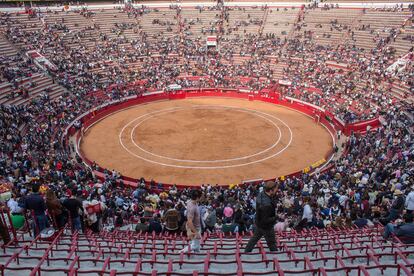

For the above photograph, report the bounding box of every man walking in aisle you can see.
[244,181,278,252]
[24,183,49,236]
[180,189,202,253]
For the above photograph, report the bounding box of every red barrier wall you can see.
[67,88,378,189]
[344,117,381,135]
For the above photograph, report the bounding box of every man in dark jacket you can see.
[383,213,414,244]
[382,189,405,224]
[24,183,49,236]
[244,181,278,252]
[63,189,83,231]
[233,204,246,233]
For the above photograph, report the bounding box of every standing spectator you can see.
[302,198,313,227]
[0,203,11,244]
[45,189,66,229]
[180,190,202,253]
[76,190,87,232]
[83,195,106,233]
[63,189,83,231]
[23,183,49,236]
[405,186,414,214]
[233,204,246,233]
[244,181,278,253]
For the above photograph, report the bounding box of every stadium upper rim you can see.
[0,1,411,12]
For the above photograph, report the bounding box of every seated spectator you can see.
[383,213,414,244]
[274,217,289,232]
[204,206,217,233]
[162,202,181,234]
[143,203,154,217]
[7,193,23,214]
[312,212,325,229]
[149,214,163,234]
[352,212,374,229]
[222,217,236,234]
[223,203,234,219]
[329,202,341,219]
[214,219,223,233]
[381,189,405,224]
[8,193,25,230]
[135,217,149,233]
[114,210,124,228]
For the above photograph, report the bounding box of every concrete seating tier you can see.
[349,10,412,51]
[1,225,413,275]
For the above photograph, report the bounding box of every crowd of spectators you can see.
[0,3,413,246]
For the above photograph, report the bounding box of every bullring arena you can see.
[80,95,334,185]
[1,0,414,275]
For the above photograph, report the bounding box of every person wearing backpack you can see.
[162,202,181,234]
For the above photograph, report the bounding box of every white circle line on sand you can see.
[129,105,282,163]
[118,105,293,169]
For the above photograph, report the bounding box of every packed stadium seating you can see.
[0,1,413,276]
[0,5,411,108]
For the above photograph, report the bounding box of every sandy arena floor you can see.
[80,97,334,185]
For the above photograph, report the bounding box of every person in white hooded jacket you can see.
[405,187,414,213]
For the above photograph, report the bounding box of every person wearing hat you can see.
[382,189,405,224]
[244,181,278,253]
